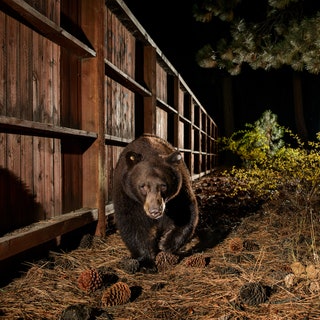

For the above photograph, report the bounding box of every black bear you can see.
[112,134,199,271]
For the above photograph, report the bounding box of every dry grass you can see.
[1,175,320,320]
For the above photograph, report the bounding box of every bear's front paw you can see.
[137,258,158,274]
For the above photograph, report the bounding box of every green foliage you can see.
[194,0,320,74]
[220,110,284,167]
[193,0,240,23]
[220,110,320,202]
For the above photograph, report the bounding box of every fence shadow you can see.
[0,167,46,237]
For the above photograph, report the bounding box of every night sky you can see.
[122,0,320,140]
[122,0,219,111]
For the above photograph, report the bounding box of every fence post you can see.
[172,76,180,146]
[143,45,157,134]
[80,0,106,236]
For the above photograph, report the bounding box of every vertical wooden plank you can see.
[6,16,21,181]
[156,107,167,139]
[49,0,60,23]
[0,134,5,169]
[32,31,47,218]
[104,6,114,210]
[182,94,191,173]
[39,55,50,217]
[172,76,180,147]
[52,46,61,216]
[19,23,34,201]
[178,121,184,149]
[143,45,157,134]
[122,87,134,139]
[105,8,113,138]
[156,64,166,102]
[60,0,82,214]
[105,8,112,61]
[105,145,110,203]
[44,137,54,218]
[19,23,33,119]
[190,99,195,177]
[43,23,55,217]
[126,30,135,139]
[112,81,119,136]
[0,11,6,117]
[80,0,106,236]
[6,15,19,113]
[178,90,184,149]
[0,12,7,168]
[207,118,212,172]
[106,77,113,136]
[127,26,135,79]
[195,104,201,175]
[201,113,205,173]
[111,10,117,66]
[214,124,218,166]
[48,1,61,216]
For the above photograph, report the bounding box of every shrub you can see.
[219,110,320,203]
[220,110,284,167]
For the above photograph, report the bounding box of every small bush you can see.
[219,110,320,203]
[220,110,284,167]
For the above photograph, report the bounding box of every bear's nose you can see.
[148,208,163,219]
[144,192,165,219]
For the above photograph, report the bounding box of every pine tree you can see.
[193,0,320,75]
[254,110,284,156]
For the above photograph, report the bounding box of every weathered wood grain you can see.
[0,0,218,260]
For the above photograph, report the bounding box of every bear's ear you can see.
[125,151,142,168]
[165,151,182,165]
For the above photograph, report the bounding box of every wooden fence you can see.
[0,0,218,262]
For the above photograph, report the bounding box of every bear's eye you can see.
[160,184,167,193]
[139,184,148,196]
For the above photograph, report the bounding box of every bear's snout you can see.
[148,208,163,219]
[144,192,165,219]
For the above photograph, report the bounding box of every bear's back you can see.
[124,134,175,159]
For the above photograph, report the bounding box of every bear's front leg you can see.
[159,224,194,254]
[132,238,158,273]
[119,215,159,273]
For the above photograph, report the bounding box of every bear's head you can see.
[123,150,183,219]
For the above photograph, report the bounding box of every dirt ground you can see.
[1,173,320,320]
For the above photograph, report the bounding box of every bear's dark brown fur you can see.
[112,134,199,271]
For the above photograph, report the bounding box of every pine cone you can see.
[78,268,103,293]
[239,282,268,306]
[184,253,207,268]
[118,257,140,274]
[306,264,319,280]
[243,239,260,251]
[60,304,93,320]
[290,261,305,277]
[155,252,179,272]
[101,282,131,307]
[214,266,241,276]
[228,237,244,253]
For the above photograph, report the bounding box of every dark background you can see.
[123,0,320,139]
